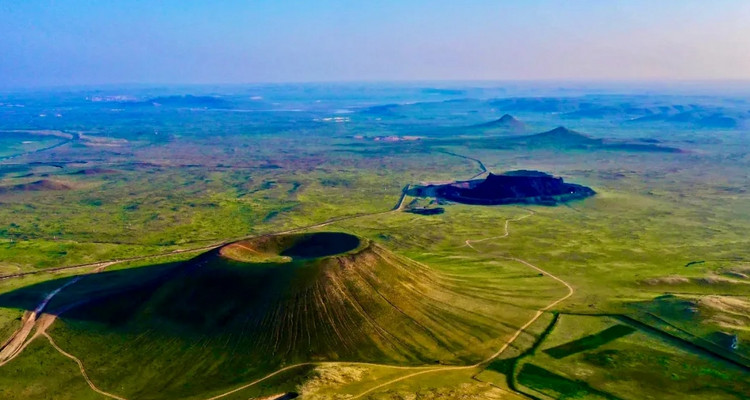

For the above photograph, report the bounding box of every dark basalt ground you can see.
[412,170,595,206]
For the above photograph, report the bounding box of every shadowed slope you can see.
[0,232,514,399]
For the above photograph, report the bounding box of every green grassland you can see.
[0,338,109,400]
[1,90,749,399]
[0,229,564,399]
[511,314,750,400]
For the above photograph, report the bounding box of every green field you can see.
[1,87,749,399]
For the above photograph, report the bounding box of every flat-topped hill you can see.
[410,170,595,206]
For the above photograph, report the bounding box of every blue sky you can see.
[2,0,749,87]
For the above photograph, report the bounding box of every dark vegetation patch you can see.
[287,181,302,194]
[263,210,281,222]
[262,205,297,223]
[320,177,352,188]
[71,168,118,175]
[0,165,31,175]
[80,198,103,207]
[631,111,743,129]
[358,104,403,118]
[517,363,620,400]
[543,324,637,359]
[244,180,277,195]
[406,207,445,215]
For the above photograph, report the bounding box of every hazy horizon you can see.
[2,1,750,88]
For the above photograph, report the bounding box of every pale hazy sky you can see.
[2,0,750,88]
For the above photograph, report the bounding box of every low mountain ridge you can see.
[0,179,74,194]
[501,126,684,153]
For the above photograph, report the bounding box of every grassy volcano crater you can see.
[219,231,363,263]
[12,231,512,398]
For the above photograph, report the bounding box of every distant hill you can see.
[421,88,466,96]
[514,126,602,148]
[631,110,742,129]
[473,114,527,132]
[0,179,74,194]
[501,126,684,153]
[694,114,740,129]
[148,95,230,108]
[357,103,405,118]
[108,94,233,109]
[490,97,576,113]
[604,143,684,153]
[562,106,629,119]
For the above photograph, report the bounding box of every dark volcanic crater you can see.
[279,232,361,259]
[410,170,595,206]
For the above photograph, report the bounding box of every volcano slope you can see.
[2,232,528,399]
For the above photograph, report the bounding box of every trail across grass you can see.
[346,232,575,399]
[43,332,128,400]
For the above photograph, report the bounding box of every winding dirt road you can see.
[347,226,574,399]
[43,332,128,400]
[464,209,535,250]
